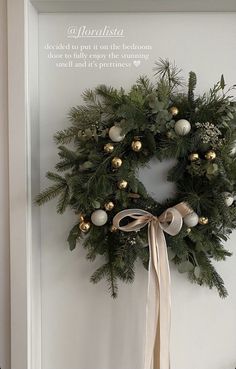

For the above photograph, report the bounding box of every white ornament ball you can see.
[174,119,191,136]
[108,126,125,142]
[222,192,234,207]
[184,212,199,227]
[91,210,108,226]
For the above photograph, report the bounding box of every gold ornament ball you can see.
[169,106,179,116]
[104,201,115,211]
[188,152,199,162]
[110,225,118,232]
[104,143,114,154]
[117,179,128,189]
[131,140,142,152]
[111,157,123,168]
[205,150,216,161]
[79,221,91,233]
[198,217,209,225]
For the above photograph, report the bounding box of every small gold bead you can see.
[79,221,91,233]
[104,143,114,154]
[169,106,179,116]
[198,217,209,225]
[104,201,115,211]
[205,150,216,161]
[117,179,128,189]
[131,140,142,152]
[78,213,85,222]
[188,152,199,162]
[111,157,122,168]
[110,225,118,232]
[186,228,192,234]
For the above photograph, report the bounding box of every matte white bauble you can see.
[184,212,199,227]
[222,192,234,207]
[174,119,191,136]
[108,126,125,142]
[91,210,108,226]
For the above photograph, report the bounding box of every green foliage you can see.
[36,59,236,298]
[188,71,197,107]
[67,223,82,251]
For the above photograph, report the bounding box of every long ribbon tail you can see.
[144,221,171,369]
[154,226,171,369]
[144,222,159,369]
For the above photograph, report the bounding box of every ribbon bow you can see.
[113,202,192,369]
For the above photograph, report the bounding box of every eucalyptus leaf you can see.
[67,223,80,251]
[206,163,218,177]
[167,248,176,261]
[178,261,194,273]
[194,266,201,279]
[92,200,101,209]
[81,161,94,170]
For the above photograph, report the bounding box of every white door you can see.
[36,12,236,369]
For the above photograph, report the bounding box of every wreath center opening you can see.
[138,158,176,203]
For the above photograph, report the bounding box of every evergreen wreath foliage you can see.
[36,59,236,298]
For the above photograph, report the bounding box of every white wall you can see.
[0,0,11,368]
[38,12,236,369]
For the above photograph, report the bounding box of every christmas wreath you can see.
[36,59,236,298]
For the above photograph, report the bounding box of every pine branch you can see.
[188,71,197,105]
[90,262,118,298]
[55,159,75,172]
[108,261,118,298]
[90,264,110,283]
[134,75,155,95]
[35,182,67,206]
[95,84,125,109]
[154,58,183,91]
[46,171,66,183]
[58,146,78,161]
[54,126,78,144]
[82,88,99,106]
[57,185,70,213]
[196,252,228,298]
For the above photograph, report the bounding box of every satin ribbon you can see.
[113,202,192,369]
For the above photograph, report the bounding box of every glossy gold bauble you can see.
[111,157,123,168]
[104,201,115,211]
[198,217,209,225]
[79,221,91,232]
[110,225,118,232]
[169,106,179,116]
[131,140,142,152]
[188,152,199,161]
[104,143,114,153]
[117,179,128,189]
[205,150,216,161]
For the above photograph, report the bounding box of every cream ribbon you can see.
[113,202,192,369]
